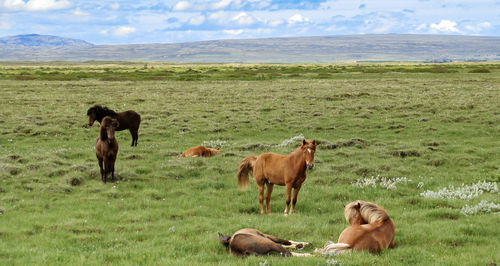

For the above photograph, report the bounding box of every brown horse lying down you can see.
[87,105,141,147]
[95,116,119,183]
[219,228,311,257]
[315,200,396,255]
[180,146,220,157]
[237,139,316,215]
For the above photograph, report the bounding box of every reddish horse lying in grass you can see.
[95,116,119,183]
[180,146,220,157]
[87,105,141,146]
[218,228,311,257]
[237,139,316,215]
[315,200,396,255]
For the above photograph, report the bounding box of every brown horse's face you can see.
[301,139,316,169]
[102,117,119,140]
[87,109,96,126]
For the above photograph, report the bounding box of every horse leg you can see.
[265,182,274,214]
[290,184,303,214]
[268,243,292,257]
[258,184,265,214]
[104,159,112,184]
[129,129,135,146]
[98,158,104,183]
[110,160,115,181]
[284,183,292,215]
[262,233,292,246]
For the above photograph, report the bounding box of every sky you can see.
[0,0,499,45]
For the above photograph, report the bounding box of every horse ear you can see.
[312,140,316,146]
[218,232,230,246]
[302,139,307,146]
[356,202,361,209]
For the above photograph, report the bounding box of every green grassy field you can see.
[0,63,499,265]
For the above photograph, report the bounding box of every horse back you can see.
[116,110,141,131]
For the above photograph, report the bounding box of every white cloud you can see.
[110,3,119,10]
[0,20,11,29]
[99,29,108,35]
[268,19,283,27]
[430,19,460,33]
[416,23,427,31]
[224,29,243,35]
[465,21,492,32]
[173,1,190,11]
[189,15,205,25]
[288,14,311,24]
[73,8,88,16]
[1,0,70,11]
[208,11,225,21]
[211,0,232,10]
[113,26,136,36]
[232,12,254,25]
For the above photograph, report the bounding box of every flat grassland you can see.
[0,63,499,265]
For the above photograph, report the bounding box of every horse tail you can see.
[237,156,257,189]
[315,243,351,255]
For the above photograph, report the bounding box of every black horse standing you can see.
[87,105,141,146]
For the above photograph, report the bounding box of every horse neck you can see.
[97,109,116,122]
[99,126,109,141]
[288,148,306,171]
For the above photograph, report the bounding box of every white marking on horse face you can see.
[307,148,312,153]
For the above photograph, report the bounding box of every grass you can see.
[0,62,499,265]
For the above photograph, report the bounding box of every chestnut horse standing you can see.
[237,139,316,215]
[218,228,310,257]
[95,116,119,183]
[87,105,141,146]
[315,200,396,255]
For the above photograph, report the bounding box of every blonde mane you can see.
[344,200,390,224]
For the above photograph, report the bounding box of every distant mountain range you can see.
[0,34,499,62]
[0,34,93,47]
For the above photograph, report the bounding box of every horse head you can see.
[87,106,97,126]
[301,139,316,169]
[102,116,119,142]
[218,232,231,248]
[344,201,369,225]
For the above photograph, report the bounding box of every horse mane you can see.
[344,200,390,224]
[88,105,117,120]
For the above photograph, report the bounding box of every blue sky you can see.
[0,0,499,44]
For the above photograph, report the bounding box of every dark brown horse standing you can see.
[237,139,316,215]
[87,105,141,146]
[95,116,119,183]
[218,228,311,257]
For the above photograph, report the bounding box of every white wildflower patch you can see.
[352,175,410,190]
[326,258,342,265]
[201,139,227,149]
[417,182,424,189]
[420,181,498,200]
[460,200,500,216]
[259,260,269,266]
[276,134,304,147]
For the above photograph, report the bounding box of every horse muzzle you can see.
[306,163,314,170]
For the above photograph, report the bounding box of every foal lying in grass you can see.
[219,228,311,257]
